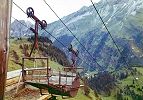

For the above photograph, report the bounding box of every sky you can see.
[12,0,101,24]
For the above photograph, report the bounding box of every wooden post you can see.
[35,21,39,49]
[22,58,25,82]
[66,71,67,85]
[47,58,49,84]
[0,0,12,99]
[59,71,61,85]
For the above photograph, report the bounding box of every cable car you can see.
[16,7,83,99]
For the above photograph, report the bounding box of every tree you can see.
[116,91,123,100]
[23,44,29,57]
[12,50,19,63]
[133,79,135,84]
[83,77,90,96]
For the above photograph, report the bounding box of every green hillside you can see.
[8,37,69,71]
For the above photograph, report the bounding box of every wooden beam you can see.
[23,57,48,59]
[63,67,84,69]
[0,0,12,99]
[37,94,52,100]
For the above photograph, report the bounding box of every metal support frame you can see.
[26,7,47,57]
[68,44,78,67]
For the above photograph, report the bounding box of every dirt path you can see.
[5,85,41,100]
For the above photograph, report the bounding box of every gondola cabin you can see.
[21,57,81,97]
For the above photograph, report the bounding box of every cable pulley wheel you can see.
[41,20,47,29]
[26,7,34,17]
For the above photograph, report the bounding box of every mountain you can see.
[11,20,33,38]
[10,0,143,72]
[45,0,143,71]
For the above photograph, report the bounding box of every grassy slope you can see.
[87,66,143,100]
[8,38,64,71]
[57,89,97,100]
[119,67,143,87]
[117,67,143,100]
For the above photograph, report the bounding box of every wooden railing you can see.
[22,57,49,84]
